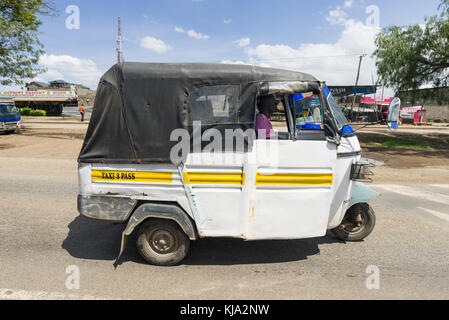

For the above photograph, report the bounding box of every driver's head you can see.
[258,95,277,117]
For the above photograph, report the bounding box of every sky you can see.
[1,0,444,97]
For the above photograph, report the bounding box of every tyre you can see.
[136,219,190,266]
[331,203,376,242]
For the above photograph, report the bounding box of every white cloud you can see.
[344,0,353,8]
[233,37,251,48]
[187,29,209,40]
[326,6,348,25]
[224,19,232,24]
[33,54,102,89]
[244,20,379,86]
[174,26,185,33]
[220,60,248,65]
[175,26,209,40]
[230,1,389,94]
[140,36,172,53]
[326,0,354,25]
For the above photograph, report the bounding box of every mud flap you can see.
[114,203,197,266]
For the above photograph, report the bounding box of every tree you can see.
[0,0,57,86]
[373,0,449,103]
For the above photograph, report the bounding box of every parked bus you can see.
[0,101,21,133]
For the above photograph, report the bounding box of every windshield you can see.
[0,104,20,116]
[324,87,349,130]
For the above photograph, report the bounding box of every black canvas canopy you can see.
[78,62,319,164]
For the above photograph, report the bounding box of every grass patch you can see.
[363,137,432,150]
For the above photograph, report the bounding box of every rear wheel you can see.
[331,203,376,242]
[136,219,190,266]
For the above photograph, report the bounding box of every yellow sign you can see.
[92,170,173,183]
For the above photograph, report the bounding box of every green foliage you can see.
[366,137,432,150]
[20,107,32,115]
[374,0,449,103]
[0,0,57,86]
[29,109,46,116]
[20,108,46,116]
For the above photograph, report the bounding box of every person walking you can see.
[79,104,85,122]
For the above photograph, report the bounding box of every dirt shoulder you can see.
[357,131,449,184]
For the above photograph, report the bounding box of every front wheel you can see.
[331,203,376,242]
[136,219,190,266]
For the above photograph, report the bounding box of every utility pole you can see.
[350,54,366,122]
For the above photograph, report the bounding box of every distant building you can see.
[0,80,96,116]
[25,82,50,91]
[26,80,90,91]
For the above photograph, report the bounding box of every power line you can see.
[246,53,370,62]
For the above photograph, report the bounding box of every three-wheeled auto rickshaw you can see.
[77,63,400,266]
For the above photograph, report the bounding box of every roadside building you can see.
[0,90,78,115]
[0,80,96,116]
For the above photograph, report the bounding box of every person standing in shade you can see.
[79,104,85,122]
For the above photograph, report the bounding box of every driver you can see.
[255,95,277,139]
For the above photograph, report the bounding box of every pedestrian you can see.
[79,104,85,122]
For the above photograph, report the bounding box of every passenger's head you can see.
[258,95,277,117]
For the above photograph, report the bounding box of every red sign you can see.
[360,97,393,104]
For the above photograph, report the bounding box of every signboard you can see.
[360,97,394,105]
[329,86,377,96]
[400,106,423,120]
[0,90,76,99]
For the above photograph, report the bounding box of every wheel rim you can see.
[149,229,177,254]
[341,210,366,234]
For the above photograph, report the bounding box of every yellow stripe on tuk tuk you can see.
[92,170,173,183]
[256,173,333,186]
[183,172,245,185]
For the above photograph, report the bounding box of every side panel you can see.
[182,153,247,238]
[247,139,336,240]
[78,163,193,220]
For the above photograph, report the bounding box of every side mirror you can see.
[387,97,401,131]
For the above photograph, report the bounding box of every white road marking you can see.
[0,288,105,300]
[417,207,449,223]
[374,184,449,206]
[429,184,449,189]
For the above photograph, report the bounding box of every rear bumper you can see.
[77,194,137,222]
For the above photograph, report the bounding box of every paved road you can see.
[0,154,448,300]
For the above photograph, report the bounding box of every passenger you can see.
[255,95,276,139]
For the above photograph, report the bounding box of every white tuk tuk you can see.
[77,63,400,266]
